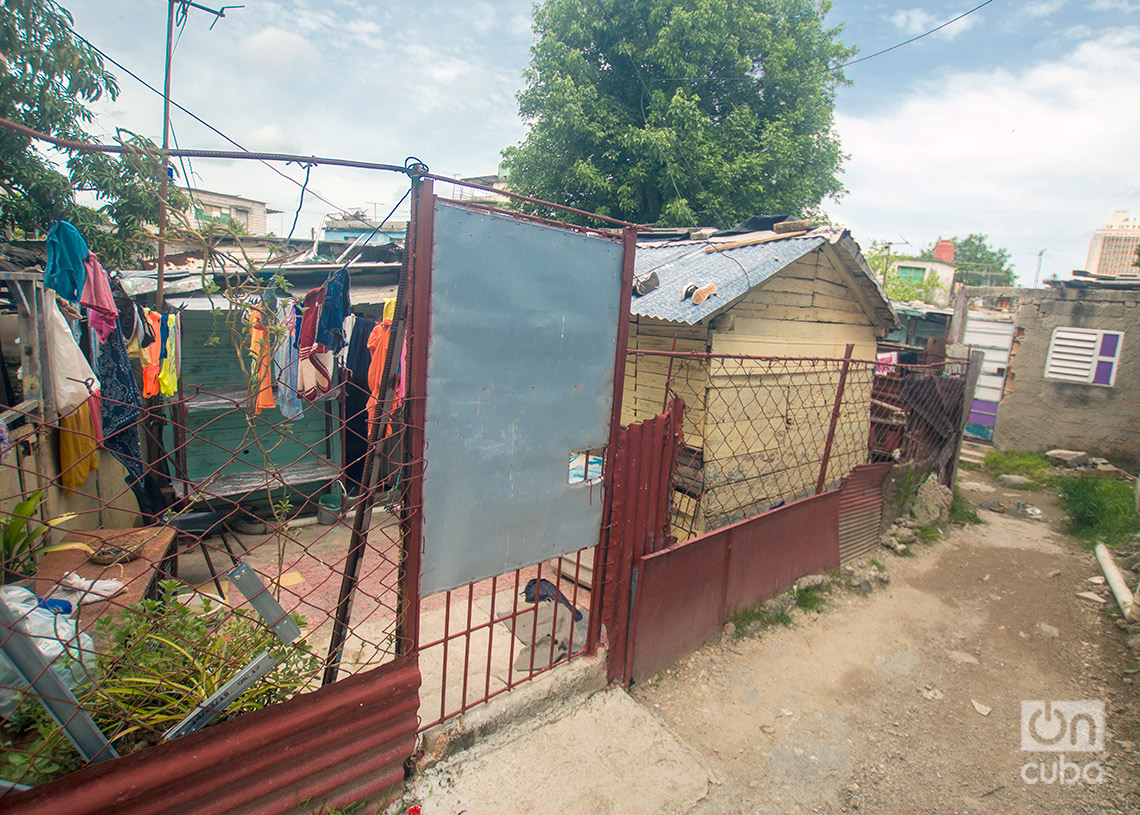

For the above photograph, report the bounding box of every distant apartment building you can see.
[187,190,270,235]
[1086,212,1140,276]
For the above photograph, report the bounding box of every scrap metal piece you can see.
[163,651,277,741]
[0,597,117,763]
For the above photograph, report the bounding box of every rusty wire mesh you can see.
[0,356,414,788]
[630,351,970,541]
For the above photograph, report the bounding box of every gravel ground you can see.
[634,507,1140,814]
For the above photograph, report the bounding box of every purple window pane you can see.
[1100,333,1119,358]
[1093,360,1114,385]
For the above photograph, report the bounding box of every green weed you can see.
[917,524,941,541]
[795,587,826,612]
[983,450,1056,488]
[949,489,982,525]
[1058,475,1140,547]
[870,558,885,570]
[728,604,792,636]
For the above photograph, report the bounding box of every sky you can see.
[61,0,1140,284]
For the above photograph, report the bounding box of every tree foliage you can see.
[0,0,184,267]
[503,0,854,227]
[920,233,1015,286]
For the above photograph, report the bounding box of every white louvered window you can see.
[1044,328,1123,387]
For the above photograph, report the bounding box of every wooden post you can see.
[816,343,855,494]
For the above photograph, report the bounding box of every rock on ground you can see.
[914,476,953,526]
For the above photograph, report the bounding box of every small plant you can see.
[1,492,80,583]
[983,450,1055,488]
[916,524,941,541]
[870,558,885,570]
[1058,475,1140,547]
[727,604,792,636]
[949,489,982,525]
[795,587,826,612]
[0,581,320,787]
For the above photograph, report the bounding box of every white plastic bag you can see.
[0,586,95,715]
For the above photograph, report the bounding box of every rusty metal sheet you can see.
[601,401,683,683]
[723,491,841,614]
[838,462,892,563]
[626,490,841,684]
[1,657,421,815]
[627,532,729,684]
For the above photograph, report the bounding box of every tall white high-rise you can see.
[1086,212,1140,276]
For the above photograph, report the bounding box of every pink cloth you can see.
[80,253,118,342]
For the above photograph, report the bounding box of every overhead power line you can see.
[67,27,378,231]
[842,0,999,68]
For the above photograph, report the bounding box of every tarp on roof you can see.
[631,235,826,325]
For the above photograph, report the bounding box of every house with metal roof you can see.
[622,225,899,536]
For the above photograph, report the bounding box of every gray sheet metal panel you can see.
[421,202,624,595]
[631,236,825,324]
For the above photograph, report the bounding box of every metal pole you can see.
[156,0,176,312]
[816,343,855,494]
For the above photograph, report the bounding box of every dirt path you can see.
[634,510,1140,814]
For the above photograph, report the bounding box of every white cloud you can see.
[1094,0,1140,11]
[240,27,322,74]
[889,7,979,41]
[831,28,1140,281]
[1025,0,1066,16]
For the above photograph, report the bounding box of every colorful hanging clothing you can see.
[157,313,180,397]
[97,327,144,488]
[297,289,333,400]
[365,316,393,429]
[141,309,163,398]
[58,399,99,494]
[274,302,303,420]
[314,266,350,353]
[46,299,100,412]
[248,307,275,414]
[45,221,89,303]
[79,253,118,342]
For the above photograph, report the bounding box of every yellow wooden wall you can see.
[623,245,885,536]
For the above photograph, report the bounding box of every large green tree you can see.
[502,0,854,227]
[1,0,183,267]
[921,233,1015,286]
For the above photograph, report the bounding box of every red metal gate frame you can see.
[600,399,685,685]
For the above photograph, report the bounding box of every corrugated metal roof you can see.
[631,234,826,324]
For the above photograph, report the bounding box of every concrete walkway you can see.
[409,686,715,815]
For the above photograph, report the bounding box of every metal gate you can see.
[600,400,684,685]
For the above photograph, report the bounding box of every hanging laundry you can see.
[79,253,118,342]
[46,299,100,412]
[345,314,375,378]
[297,288,333,400]
[248,307,275,414]
[274,302,303,420]
[314,266,350,353]
[157,313,180,397]
[365,314,393,429]
[141,310,162,397]
[97,327,144,489]
[58,399,99,494]
[45,221,89,303]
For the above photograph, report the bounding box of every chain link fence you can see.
[630,351,970,540]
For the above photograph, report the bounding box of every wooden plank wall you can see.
[701,249,878,526]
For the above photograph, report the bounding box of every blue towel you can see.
[45,220,89,302]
